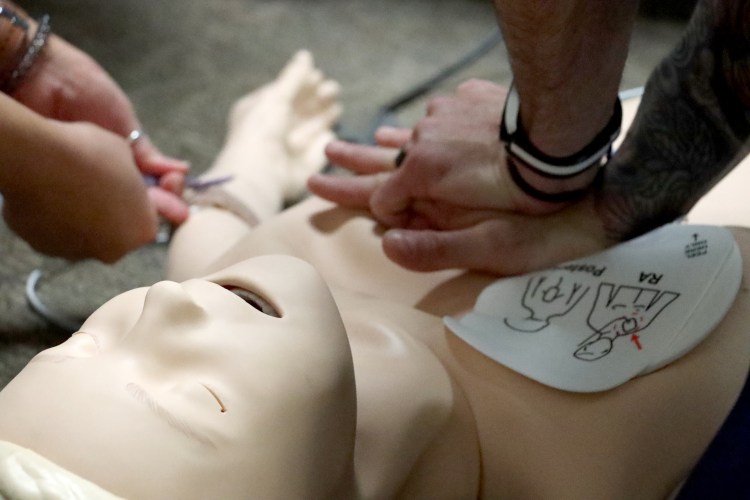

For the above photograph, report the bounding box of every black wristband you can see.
[500,82,622,178]
[506,156,597,203]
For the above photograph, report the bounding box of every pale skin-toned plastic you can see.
[1,50,750,499]
[0,441,124,499]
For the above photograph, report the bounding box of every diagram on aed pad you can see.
[503,274,590,333]
[575,284,679,361]
[504,275,680,362]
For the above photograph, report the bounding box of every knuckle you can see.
[411,117,437,142]
[457,78,491,94]
[425,95,451,115]
[456,79,482,94]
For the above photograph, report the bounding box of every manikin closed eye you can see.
[223,286,281,317]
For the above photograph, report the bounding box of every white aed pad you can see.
[444,224,742,393]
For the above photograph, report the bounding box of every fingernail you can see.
[377,125,398,134]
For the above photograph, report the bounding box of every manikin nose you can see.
[123,281,207,353]
[125,281,208,367]
[136,281,205,329]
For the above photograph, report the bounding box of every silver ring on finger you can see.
[127,129,146,145]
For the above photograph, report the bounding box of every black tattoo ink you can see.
[599,0,750,240]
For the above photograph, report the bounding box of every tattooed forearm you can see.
[598,0,750,240]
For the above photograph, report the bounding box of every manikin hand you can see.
[1,121,160,263]
[309,79,611,275]
[220,50,341,203]
[10,35,189,224]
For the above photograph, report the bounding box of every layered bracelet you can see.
[0,3,50,94]
[500,82,622,202]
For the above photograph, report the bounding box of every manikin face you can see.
[0,255,356,499]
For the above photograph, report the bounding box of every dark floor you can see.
[0,0,688,387]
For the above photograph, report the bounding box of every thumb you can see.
[382,224,522,275]
[382,219,550,276]
[383,211,613,276]
[147,187,190,226]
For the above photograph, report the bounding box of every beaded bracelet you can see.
[0,5,29,85]
[1,13,50,93]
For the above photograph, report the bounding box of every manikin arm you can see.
[167,51,341,281]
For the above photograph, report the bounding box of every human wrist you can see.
[517,87,624,158]
[493,0,636,155]
[500,82,621,202]
[0,98,62,194]
[505,156,602,204]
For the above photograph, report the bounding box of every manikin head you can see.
[0,255,356,499]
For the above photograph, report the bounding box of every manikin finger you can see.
[300,132,336,176]
[288,105,343,151]
[315,80,341,108]
[293,68,326,112]
[275,50,317,100]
